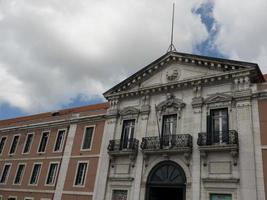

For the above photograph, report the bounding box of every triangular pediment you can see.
[104,51,264,99]
[204,93,233,104]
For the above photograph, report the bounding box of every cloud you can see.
[0,0,208,113]
[205,0,267,72]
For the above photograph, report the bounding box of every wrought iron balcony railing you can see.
[197,130,238,146]
[140,134,193,151]
[108,138,139,153]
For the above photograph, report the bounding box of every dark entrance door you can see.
[146,161,186,200]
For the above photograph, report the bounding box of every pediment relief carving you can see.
[156,93,185,117]
[204,93,233,105]
[119,106,139,116]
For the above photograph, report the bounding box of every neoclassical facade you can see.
[95,51,266,200]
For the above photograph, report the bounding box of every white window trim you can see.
[45,161,60,186]
[0,136,7,156]
[24,197,34,200]
[8,196,17,200]
[37,131,50,154]
[28,162,42,186]
[80,125,95,151]
[22,133,34,155]
[8,134,20,156]
[52,129,67,153]
[0,163,12,185]
[13,163,26,185]
[73,160,89,187]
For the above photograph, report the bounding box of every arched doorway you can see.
[146,161,186,200]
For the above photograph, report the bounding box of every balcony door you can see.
[162,114,177,147]
[210,108,228,144]
[120,119,135,149]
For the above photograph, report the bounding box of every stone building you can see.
[257,74,267,200]
[95,51,266,200]
[0,103,108,200]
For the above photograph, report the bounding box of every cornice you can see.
[104,52,263,98]
[106,68,254,100]
[0,114,106,132]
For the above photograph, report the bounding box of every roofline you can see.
[0,102,109,126]
[103,51,265,96]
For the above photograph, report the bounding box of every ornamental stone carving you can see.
[166,67,180,81]
[156,93,185,119]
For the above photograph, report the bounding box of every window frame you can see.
[37,131,50,154]
[24,197,34,200]
[0,136,7,156]
[209,108,229,144]
[73,160,89,187]
[120,119,135,149]
[53,129,67,153]
[8,196,17,200]
[0,163,12,184]
[80,126,95,151]
[22,133,34,155]
[8,134,20,155]
[209,193,232,200]
[28,162,42,186]
[13,163,26,185]
[45,161,60,186]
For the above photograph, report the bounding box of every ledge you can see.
[141,147,192,155]
[198,144,238,152]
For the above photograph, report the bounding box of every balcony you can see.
[107,138,139,157]
[140,134,193,155]
[197,130,239,165]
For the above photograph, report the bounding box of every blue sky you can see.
[0,0,266,120]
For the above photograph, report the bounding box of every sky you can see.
[0,0,267,120]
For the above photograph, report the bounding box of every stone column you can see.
[236,100,257,200]
[94,104,118,200]
[191,102,202,200]
[54,123,77,200]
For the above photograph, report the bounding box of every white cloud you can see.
[210,0,267,73]
[0,0,208,113]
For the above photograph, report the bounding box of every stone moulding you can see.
[103,51,264,99]
[105,69,256,101]
[199,145,239,166]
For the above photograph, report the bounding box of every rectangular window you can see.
[210,193,232,200]
[9,135,20,155]
[38,132,49,153]
[74,162,88,186]
[81,127,94,150]
[23,133,34,154]
[162,114,177,136]
[8,197,17,200]
[24,198,34,200]
[121,120,135,149]
[210,108,228,144]
[0,137,7,155]
[162,114,177,147]
[112,190,128,200]
[46,163,59,185]
[54,130,66,152]
[0,163,11,184]
[14,164,26,185]
[29,163,41,185]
